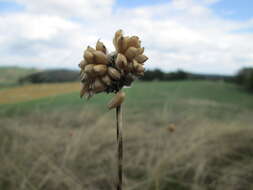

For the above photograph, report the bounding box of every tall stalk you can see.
[116,105,123,190]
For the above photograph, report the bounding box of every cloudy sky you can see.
[0,0,252,75]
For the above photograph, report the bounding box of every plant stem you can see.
[116,105,123,190]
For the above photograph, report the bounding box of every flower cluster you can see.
[79,29,148,100]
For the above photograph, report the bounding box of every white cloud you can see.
[0,0,253,74]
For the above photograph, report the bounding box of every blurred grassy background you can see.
[0,70,253,190]
[0,67,38,88]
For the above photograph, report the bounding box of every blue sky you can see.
[1,0,252,20]
[0,0,253,74]
[117,0,253,21]
[211,0,253,20]
[0,1,24,12]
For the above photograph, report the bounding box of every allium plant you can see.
[78,30,148,190]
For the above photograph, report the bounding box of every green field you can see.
[0,81,253,190]
[1,81,252,119]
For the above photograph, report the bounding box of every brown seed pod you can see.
[127,36,140,48]
[115,53,127,69]
[107,91,125,109]
[84,64,94,76]
[96,40,107,54]
[113,29,123,49]
[101,75,112,86]
[92,78,107,93]
[135,54,148,64]
[93,64,107,76]
[125,47,138,61]
[132,59,139,70]
[84,50,94,64]
[93,50,108,65]
[108,67,121,80]
[116,36,128,53]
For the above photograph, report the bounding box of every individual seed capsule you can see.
[92,78,107,93]
[84,64,94,76]
[116,36,128,53]
[133,59,139,70]
[101,75,112,86]
[127,36,140,48]
[96,40,107,54]
[93,64,107,76]
[107,91,125,109]
[125,47,138,61]
[113,29,123,49]
[108,67,121,80]
[115,53,127,69]
[84,50,94,64]
[93,50,108,65]
[135,54,148,64]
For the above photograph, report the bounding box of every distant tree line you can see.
[19,69,79,84]
[19,67,253,93]
[139,69,233,82]
[234,67,253,92]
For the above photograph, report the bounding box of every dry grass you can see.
[1,108,253,190]
[0,82,79,104]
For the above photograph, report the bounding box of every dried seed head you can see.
[108,67,121,80]
[107,91,125,109]
[79,29,148,103]
[96,40,107,54]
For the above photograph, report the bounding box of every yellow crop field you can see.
[0,82,80,104]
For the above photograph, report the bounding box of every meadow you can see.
[0,81,253,190]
